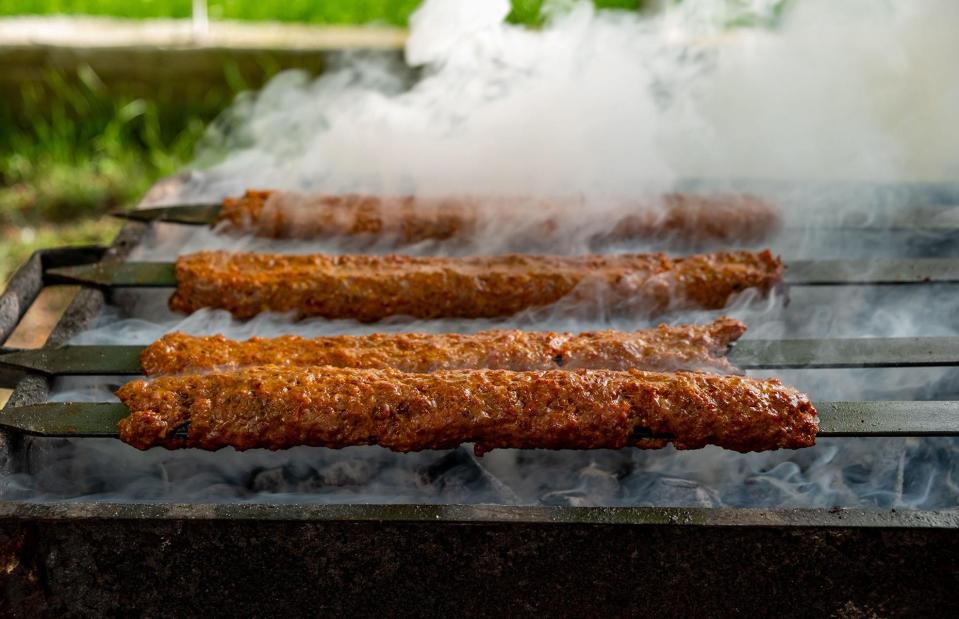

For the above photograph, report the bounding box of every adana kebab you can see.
[117,365,818,453]
[210,190,780,245]
[140,318,747,376]
[169,250,783,321]
[14,324,959,375]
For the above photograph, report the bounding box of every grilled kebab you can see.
[215,190,780,246]
[117,365,818,453]
[168,250,783,321]
[140,318,747,375]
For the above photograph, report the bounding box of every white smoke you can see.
[179,0,959,203]
[679,0,959,181]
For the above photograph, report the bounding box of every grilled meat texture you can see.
[117,366,818,453]
[140,318,747,376]
[168,250,783,321]
[215,189,780,246]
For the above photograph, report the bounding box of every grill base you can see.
[2,504,957,616]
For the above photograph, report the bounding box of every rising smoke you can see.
[180,0,959,199]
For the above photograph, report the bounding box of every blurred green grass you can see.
[0,1,422,24]
[0,1,644,26]
[0,66,220,282]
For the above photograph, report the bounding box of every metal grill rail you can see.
[41,257,959,287]
[4,336,959,376]
[3,400,958,439]
[119,200,959,232]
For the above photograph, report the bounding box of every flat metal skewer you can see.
[116,202,959,232]
[814,401,959,437]
[0,345,145,376]
[42,258,959,289]
[0,402,129,437]
[3,337,959,376]
[727,337,959,369]
[46,262,177,287]
[782,259,959,285]
[113,202,222,225]
[2,401,958,439]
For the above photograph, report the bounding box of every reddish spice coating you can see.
[614,193,780,245]
[215,190,780,245]
[218,191,467,242]
[140,318,747,376]
[116,366,818,453]
[168,250,783,321]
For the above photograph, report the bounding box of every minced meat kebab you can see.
[168,250,783,321]
[117,366,818,453]
[216,190,780,246]
[140,317,746,376]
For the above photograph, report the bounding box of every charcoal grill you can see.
[1,179,959,615]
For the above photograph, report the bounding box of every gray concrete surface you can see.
[0,17,405,106]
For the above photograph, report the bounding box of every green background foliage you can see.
[0,1,646,25]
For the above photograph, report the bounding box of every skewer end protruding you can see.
[111,203,221,226]
[0,346,145,376]
[46,262,178,288]
[0,402,128,437]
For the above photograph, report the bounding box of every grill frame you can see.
[2,503,958,616]
[2,178,959,612]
